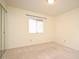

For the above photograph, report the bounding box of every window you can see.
[29,17,44,33]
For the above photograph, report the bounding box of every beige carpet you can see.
[2,42,79,59]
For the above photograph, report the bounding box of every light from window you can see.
[29,18,44,33]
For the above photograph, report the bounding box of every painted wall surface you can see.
[56,8,79,50]
[6,6,79,51]
[6,6,55,49]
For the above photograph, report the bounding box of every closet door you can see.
[2,7,5,53]
[0,5,2,57]
[0,5,6,58]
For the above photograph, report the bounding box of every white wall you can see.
[56,8,79,50]
[6,6,55,49]
[6,6,79,51]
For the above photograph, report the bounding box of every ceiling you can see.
[7,0,79,16]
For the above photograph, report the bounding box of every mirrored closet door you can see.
[0,4,2,58]
[0,4,7,58]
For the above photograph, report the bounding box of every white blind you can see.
[29,17,44,33]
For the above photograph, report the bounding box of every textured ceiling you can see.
[7,0,79,16]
